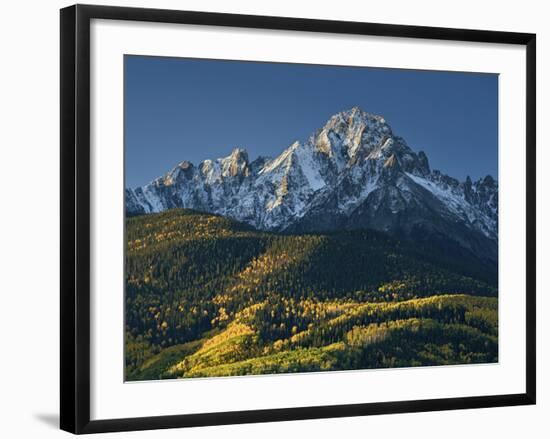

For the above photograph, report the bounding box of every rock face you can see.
[126,107,498,260]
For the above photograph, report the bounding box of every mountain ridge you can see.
[126,107,498,260]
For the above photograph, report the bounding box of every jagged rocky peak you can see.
[468,174,498,210]
[153,162,191,188]
[430,169,461,189]
[228,147,249,163]
[480,174,497,188]
[173,160,195,173]
[223,147,250,177]
[307,107,434,180]
[328,106,391,132]
[194,147,251,182]
[311,106,393,165]
[417,151,430,175]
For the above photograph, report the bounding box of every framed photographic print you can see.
[60,4,536,434]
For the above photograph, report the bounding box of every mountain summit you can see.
[126,107,498,260]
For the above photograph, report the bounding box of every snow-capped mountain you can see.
[126,107,498,260]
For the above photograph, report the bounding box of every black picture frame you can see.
[60,4,536,434]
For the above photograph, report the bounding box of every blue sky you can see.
[125,55,498,188]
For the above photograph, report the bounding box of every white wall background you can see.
[0,0,546,437]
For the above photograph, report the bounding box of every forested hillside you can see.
[125,208,498,381]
